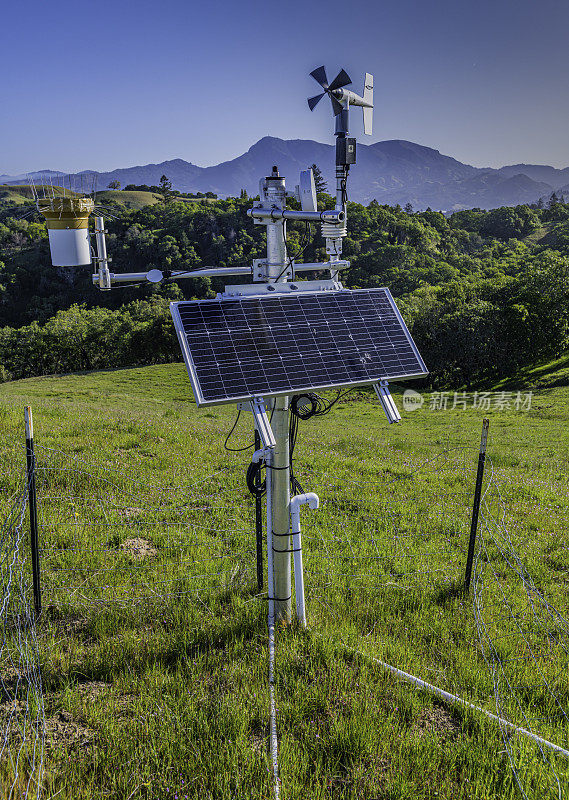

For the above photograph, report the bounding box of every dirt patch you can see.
[120,537,157,559]
[0,668,37,700]
[61,617,90,636]
[45,710,96,749]
[249,721,267,754]
[0,698,43,758]
[120,507,144,520]
[412,705,461,740]
[75,681,109,703]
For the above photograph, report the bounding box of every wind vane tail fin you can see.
[363,72,373,135]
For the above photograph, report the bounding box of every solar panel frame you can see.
[170,288,428,407]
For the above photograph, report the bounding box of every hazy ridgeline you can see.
[0,192,569,387]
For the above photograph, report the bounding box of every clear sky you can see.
[1,0,568,174]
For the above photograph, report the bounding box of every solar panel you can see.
[170,288,427,407]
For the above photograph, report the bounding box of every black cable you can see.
[290,389,354,420]
[245,389,355,499]
[275,221,312,283]
[224,409,254,453]
[246,460,265,496]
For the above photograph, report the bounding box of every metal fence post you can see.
[25,406,41,615]
[255,430,263,591]
[464,417,490,593]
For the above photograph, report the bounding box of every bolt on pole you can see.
[25,406,41,616]
[464,418,490,593]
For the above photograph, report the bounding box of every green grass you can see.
[0,364,568,798]
[94,190,165,210]
[493,353,569,390]
[0,185,78,205]
[94,191,218,210]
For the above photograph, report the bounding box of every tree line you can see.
[0,190,568,387]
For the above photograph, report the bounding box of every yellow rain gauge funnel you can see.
[37,195,95,266]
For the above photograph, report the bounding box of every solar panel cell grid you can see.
[171,288,427,406]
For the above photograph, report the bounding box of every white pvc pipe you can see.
[290,493,319,627]
[335,640,569,760]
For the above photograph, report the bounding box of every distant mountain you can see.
[0,169,64,184]
[2,138,567,211]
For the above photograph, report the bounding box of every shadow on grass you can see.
[38,588,268,690]
[432,581,467,607]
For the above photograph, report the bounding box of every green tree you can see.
[159,175,173,203]
[107,180,121,190]
[310,164,327,193]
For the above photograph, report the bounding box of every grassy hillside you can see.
[0,364,568,798]
[94,189,164,210]
[493,352,569,390]
[95,190,218,210]
[0,184,77,204]
[0,186,206,211]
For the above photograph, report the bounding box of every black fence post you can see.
[254,430,263,591]
[25,406,41,616]
[464,417,490,593]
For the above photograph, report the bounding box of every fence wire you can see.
[0,477,44,799]
[473,457,569,799]
[300,443,569,798]
[2,435,569,798]
[33,444,257,609]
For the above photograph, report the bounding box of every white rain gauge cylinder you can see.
[37,196,94,266]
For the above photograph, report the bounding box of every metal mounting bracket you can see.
[253,258,269,282]
[374,380,402,424]
[250,397,276,448]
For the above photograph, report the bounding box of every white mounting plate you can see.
[221,279,343,298]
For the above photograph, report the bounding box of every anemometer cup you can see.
[37,196,94,267]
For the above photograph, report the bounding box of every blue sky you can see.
[1,0,568,174]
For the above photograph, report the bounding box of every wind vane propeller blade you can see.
[330,95,344,116]
[309,66,347,116]
[307,93,326,111]
[309,65,329,89]
[328,68,352,92]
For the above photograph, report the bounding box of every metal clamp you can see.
[250,397,276,448]
[374,380,401,424]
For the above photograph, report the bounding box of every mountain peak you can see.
[4,138,567,211]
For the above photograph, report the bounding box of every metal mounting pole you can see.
[264,168,288,281]
[464,418,490,593]
[271,396,291,623]
[25,406,41,616]
[94,215,111,290]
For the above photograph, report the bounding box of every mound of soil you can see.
[44,710,96,749]
[119,537,157,560]
[412,705,461,739]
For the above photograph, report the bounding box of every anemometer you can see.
[36,67,427,625]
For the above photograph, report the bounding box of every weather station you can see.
[36,66,427,629]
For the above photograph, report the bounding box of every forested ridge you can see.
[1,191,568,388]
